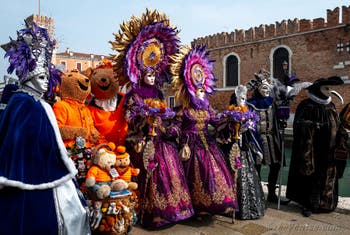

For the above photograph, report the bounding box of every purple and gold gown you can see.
[124,85,194,229]
[174,106,238,215]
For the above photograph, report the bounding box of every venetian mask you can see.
[196,87,205,101]
[144,71,156,86]
[258,80,271,97]
[235,85,247,107]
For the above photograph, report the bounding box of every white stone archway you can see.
[222,52,241,88]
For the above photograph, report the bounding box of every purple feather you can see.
[125,21,179,85]
[3,21,60,98]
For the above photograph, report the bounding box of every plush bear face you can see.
[93,148,117,172]
[60,70,91,103]
[86,67,119,100]
[115,156,130,168]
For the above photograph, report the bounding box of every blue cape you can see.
[0,92,74,234]
[0,92,70,185]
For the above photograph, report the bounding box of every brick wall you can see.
[188,5,350,113]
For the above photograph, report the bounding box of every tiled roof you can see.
[56,51,109,60]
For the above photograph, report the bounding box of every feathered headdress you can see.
[170,45,216,109]
[1,20,61,97]
[110,9,180,88]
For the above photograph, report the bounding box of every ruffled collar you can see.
[308,92,331,105]
[94,95,118,111]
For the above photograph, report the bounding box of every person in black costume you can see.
[286,76,347,217]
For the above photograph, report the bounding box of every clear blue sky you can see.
[0,0,349,81]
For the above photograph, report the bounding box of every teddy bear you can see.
[85,143,128,199]
[86,59,128,147]
[115,145,140,190]
[53,69,105,148]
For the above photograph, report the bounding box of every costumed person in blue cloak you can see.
[246,69,285,203]
[0,21,91,235]
[286,76,347,217]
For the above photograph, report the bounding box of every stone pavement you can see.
[129,184,350,235]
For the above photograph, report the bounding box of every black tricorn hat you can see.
[307,76,344,91]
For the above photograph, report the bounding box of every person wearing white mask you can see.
[246,69,285,204]
[286,76,347,217]
[0,21,90,235]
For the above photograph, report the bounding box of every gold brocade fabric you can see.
[189,109,209,150]
[188,108,236,208]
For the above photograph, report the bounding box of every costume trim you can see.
[0,100,77,190]
[308,92,331,105]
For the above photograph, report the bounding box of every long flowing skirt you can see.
[183,133,238,215]
[138,138,194,229]
[236,150,265,219]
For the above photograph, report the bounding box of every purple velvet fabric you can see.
[124,86,194,229]
[175,107,238,215]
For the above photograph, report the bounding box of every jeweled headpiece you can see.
[110,9,180,87]
[1,20,61,97]
[246,68,271,91]
[170,45,216,108]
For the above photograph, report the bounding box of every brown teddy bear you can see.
[53,69,105,148]
[86,59,128,147]
[115,145,140,190]
[86,143,128,199]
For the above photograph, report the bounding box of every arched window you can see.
[225,55,239,87]
[273,47,289,84]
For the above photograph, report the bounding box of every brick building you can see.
[165,5,350,114]
[55,48,107,72]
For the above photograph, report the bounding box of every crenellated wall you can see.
[183,6,350,113]
[193,6,349,49]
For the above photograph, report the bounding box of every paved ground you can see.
[129,184,350,235]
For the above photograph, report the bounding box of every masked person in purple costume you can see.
[110,9,194,229]
[0,21,90,235]
[170,45,238,218]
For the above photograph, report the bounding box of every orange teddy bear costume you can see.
[86,60,128,147]
[88,96,127,146]
[53,70,105,148]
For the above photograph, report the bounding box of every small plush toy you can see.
[115,145,140,190]
[90,201,103,230]
[85,143,127,199]
[86,60,128,147]
[53,69,105,148]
